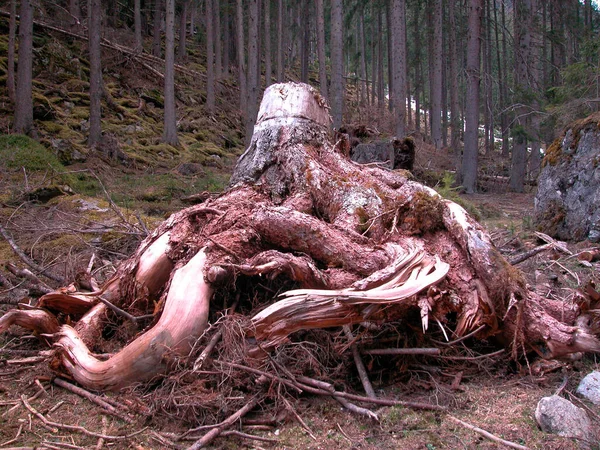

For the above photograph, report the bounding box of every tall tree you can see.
[7,0,16,104]
[215,0,222,80]
[163,0,179,145]
[431,0,443,149]
[448,0,460,153]
[330,0,344,128]
[88,0,102,147]
[316,0,328,98]
[153,0,163,57]
[177,0,189,61]
[462,0,483,194]
[277,0,284,82]
[246,0,259,144]
[510,0,532,192]
[236,0,247,113]
[391,0,407,137]
[206,0,216,113]
[134,0,143,51]
[14,0,34,135]
[300,0,310,83]
[264,0,272,86]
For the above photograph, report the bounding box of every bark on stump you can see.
[1,82,599,391]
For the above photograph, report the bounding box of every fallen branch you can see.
[363,347,441,356]
[509,243,553,265]
[0,223,64,284]
[186,396,260,450]
[448,415,530,450]
[343,326,376,399]
[21,395,146,440]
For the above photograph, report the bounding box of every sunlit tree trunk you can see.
[462,0,483,194]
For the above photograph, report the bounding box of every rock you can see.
[51,139,87,164]
[95,133,130,165]
[177,162,205,176]
[534,113,600,242]
[534,395,594,442]
[351,141,394,168]
[577,371,600,405]
[124,124,144,134]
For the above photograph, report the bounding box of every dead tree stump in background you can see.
[1,82,599,391]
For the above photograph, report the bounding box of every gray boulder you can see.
[534,115,600,242]
[577,371,600,405]
[535,395,594,443]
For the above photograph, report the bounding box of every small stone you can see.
[577,371,600,405]
[535,395,594,442]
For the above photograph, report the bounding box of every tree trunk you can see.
[7,0,16,104]
[88,0,102,148]
[377,4,384,110]
[134,0,143,51]
[316,0,328,99]
[215,0,222,80]
[152,0,163,57]
[162,0,179,146]
[246,0,259,145]
[5,82,598,392]
[300,0,310,83]
[431,0,443,150]
[462,0,482,194]
[236,0,247,115]
[177,0,188,61]
[330,0,344,128]
[391,0,407,138]
[359,6,368,106]
[448,0,460,153]
[264,0,272,87]
[386,1,393,112]
[277,0,284,82]
[206,0,215,113]
[14,0,34,136]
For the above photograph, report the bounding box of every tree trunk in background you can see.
[370,1,376,106]
[264,0,272,87]
[236,0,247,115]
[7,0,16,104]
[431,0,443,150]
[177,0,188,61]
[14,0,34,135]
[358,6,368,106]
[482,0,492,155]
[462,0,482,194]
[206,0,215,114]
[134,0,143,51]
[493,0,508,158]
[528,0,542,180]
[377,5,384,110]
[330,0,343,128]
[215,0,222,80]
[152,0,163,57]
[277,0,284,82]
[163,0,179,145]
[391,0,406,138]
[256,0,262,86]
[223,10,230,76]
[413,4,421,132]
[246,0,259,145]
[316,0,328,99]
[88,0,102,147]
[189,0,196,35]
[69,0,81,30]
[300,0,310,83]
[386,2,393,111]
[448,0,460,153]
[510,0,531,193]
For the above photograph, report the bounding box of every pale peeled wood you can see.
[55,249,212,391]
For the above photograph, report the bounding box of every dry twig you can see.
[343,325,376,398]
[448,415,530,450]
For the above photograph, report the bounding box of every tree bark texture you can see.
[206,0,216,113]
[316,0,327,99]
[236,0,247,116]
[214,0,222,80]
[431,0,443,150]
[88,0,102,147]
[462,0,482,194]
[14,0,34,135]
[246,0,259,146]
[162,0,179,145]
[330,0,343,128]
[177,0,188,61]
[7,0,16,104]
[263,0,272,87]
[3,83,599,393]
[152,0,163,57]
[448,0,460,154]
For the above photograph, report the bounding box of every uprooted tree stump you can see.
[1,83,599,394]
